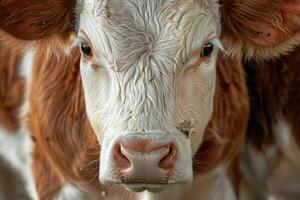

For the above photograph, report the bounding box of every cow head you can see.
[1,0,299,194]
[77,0,222,191]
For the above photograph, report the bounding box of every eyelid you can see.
[203,32,217,45]
[181,32,217,70]
[183,33,217,66]
[78,36,88,44]
[78,30,95,56]
[78,29,106,63]
[78,30,94,49]
[77,36,85,43]
[78,29,89,41]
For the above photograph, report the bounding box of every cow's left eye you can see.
[80,42,92,57]
[201,42,214,58]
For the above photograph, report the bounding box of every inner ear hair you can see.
[221,0,300,60]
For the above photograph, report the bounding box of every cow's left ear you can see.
[0,0,75,40]
[221,0,300,60]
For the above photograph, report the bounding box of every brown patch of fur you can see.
[245,45,300,149]
[222,0,300,60]
[0,30,26,133]
[26,36,101,198]
[0,0,75,40]
[32,144,63,200]
[193,55,249,174]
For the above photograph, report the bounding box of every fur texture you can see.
[2,0,300,199]
[0,30,26,133]
[0,0,75,40]
[0,31,38,200]
[222,0,300,60]
[25,36,247,199]
[78,0,224,187]
[242,46,300,199]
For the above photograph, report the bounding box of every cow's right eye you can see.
[201,42,214,58]
[80,42,92,57]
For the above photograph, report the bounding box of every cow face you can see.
[78,0,222,192]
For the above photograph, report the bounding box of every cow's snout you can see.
[113,139,177,174]
[102,133,181,189]
[100,132,194,192]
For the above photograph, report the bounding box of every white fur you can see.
[139,191,156,200]
[0,128,38,200]
[19,48,34,82]
[19,47,35,122]
[55,185,85,200]
[273,119,300,167]
[55,184,107,200]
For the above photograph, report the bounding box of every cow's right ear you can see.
[0,0,76,40]
[221,0,300,60]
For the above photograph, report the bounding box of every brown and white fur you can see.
[240,46,300,200]
[0,31,38,200]
[0,32,248,200]
[0,0,299,199]
[222,1,300,199]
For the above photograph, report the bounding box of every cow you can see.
[0,0,299,199]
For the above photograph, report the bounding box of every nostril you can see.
[112,143,131,171]
[159,143,177,170]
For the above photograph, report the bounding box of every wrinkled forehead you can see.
[78,0,220,64]
[81,0,216,14]
[79,0,219,31]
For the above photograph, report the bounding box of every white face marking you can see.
[77,0,222,188]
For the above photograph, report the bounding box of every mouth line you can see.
[121,183,172,193]
[122,183,169,186]
[104,178,183,185]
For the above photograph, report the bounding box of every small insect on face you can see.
[78,0,222,193]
